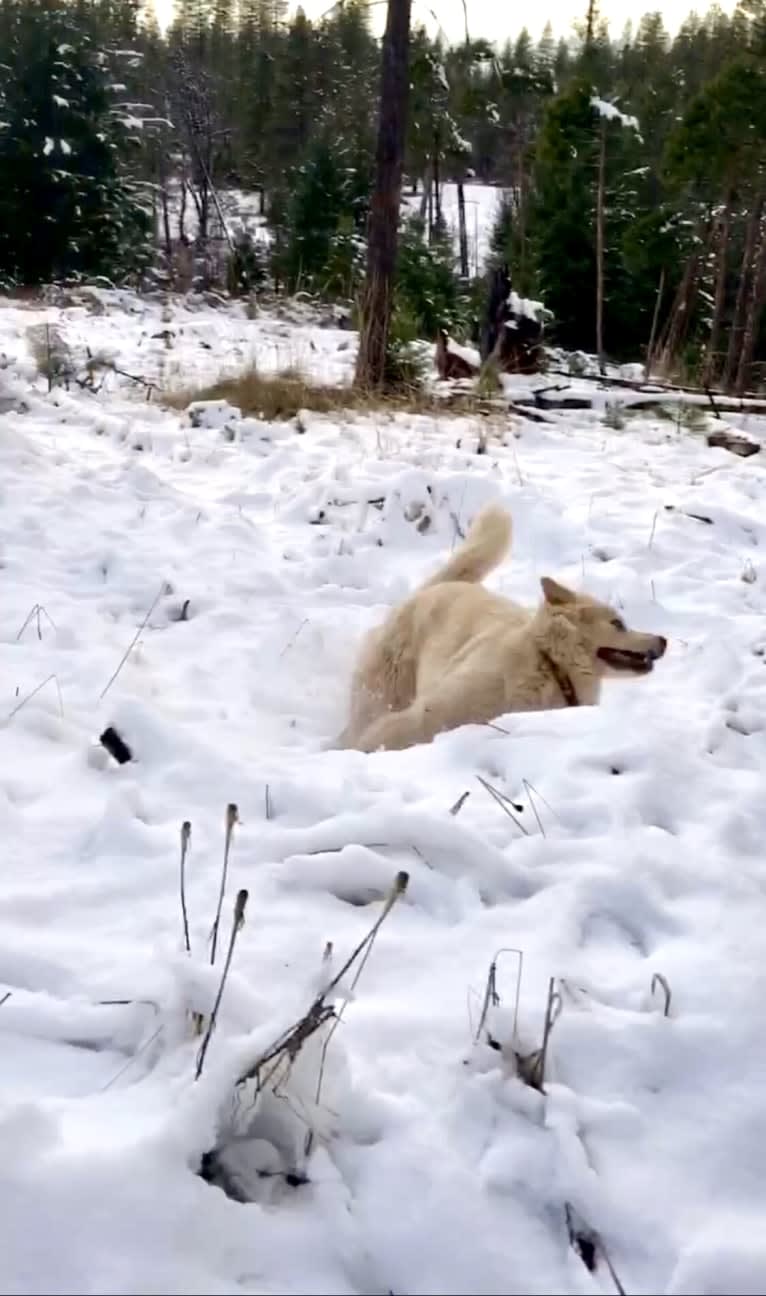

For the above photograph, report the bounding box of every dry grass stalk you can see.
[474,947,524,1047]
[515,977,562,1092]
[308,871,408,1144]
[6,673,63,722]
[521,778,561,834]
[476,774,528,836]
[651,971,672,1017]
[196,889,249,1080]
[15,603,57,642]
[210,803,239,966]
[102,1024,164,1091]
[565,1203,626,1295]
[449,790,471,816]
[234,872,408,1141]
[99,582,168,700]
[180,820,192,955]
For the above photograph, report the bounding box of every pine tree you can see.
[0,1,151,285]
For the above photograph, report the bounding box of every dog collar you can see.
[539,650,579,707]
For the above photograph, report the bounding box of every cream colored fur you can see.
[335,503,667,753]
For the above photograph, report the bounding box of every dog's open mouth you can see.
[597,646,655,674]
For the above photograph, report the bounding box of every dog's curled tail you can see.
[425,503,512,587]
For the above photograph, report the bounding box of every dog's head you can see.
[540,577,667,678]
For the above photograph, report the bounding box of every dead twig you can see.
[196,889,249,1080]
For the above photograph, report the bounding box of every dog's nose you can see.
[653,636,667,658]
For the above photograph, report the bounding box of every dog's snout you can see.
[653,636,667,659]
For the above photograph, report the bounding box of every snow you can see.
[1,290,766,1294]
[508,289,552,325]
[401,181,501,275]
[446,336,480,368]
[590,96,641,133]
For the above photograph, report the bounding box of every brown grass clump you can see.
[164,364,497,422]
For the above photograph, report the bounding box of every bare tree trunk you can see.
[432,127,441,234]
[595,119,606,368]
[702,194,732,387]
[645,266,665,379]
[724,193,762,391]
[457,180,469,278]
[656,220,711,377]
[419,168,430,220]
[178,178,188,245]
[354,0,412,390]
[158,153,172,260]
[735,211,766,395]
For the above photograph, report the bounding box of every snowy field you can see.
[1,291,766,1295]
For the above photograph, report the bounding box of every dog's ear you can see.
[541,576,576,606]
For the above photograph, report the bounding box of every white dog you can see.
[334,504,667,752]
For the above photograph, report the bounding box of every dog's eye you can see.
[611,617,626,632]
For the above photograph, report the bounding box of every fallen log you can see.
[706,430,760,457]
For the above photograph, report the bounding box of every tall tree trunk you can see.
[178,178,188,245]
[595,119,606,368]
[702,194,732,387]
[419,168,430,220]
[158,153,172,259]
[656,221,711,376]
[735,211,766,395]
[457,180,469,278]
[432,126,441,235]
[645,267,666,379]
[516,136,528,289]
[723,193,763,391]
[354,0,412,390]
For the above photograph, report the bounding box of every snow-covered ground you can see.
[1,292,766,1295]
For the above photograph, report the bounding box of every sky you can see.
[300,0,736,44]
